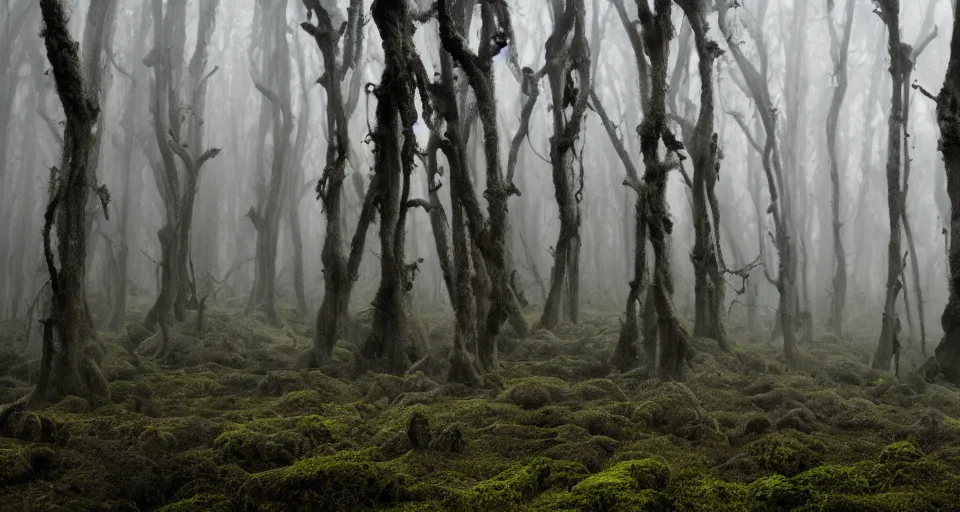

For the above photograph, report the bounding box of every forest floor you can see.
[0,298,959,511]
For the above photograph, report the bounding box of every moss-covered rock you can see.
[257,370,306,397]
[498,377,571,410]
[633,382,725,443]
[239,451,410,511]
[571,457,671,511]
[0,447,32,485]
[746,431,824,476]
[459,457,589,511]
[213,416,335,471]
[573,379,627,402]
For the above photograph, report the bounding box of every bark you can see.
[900,13,939,354]
[25,0,118,407]
[637,0,690,380]
[437,0,529,373]
[360,0,433,374]
[426,131,483,386]
[825,0,855,337]
[924,0,960,384]
[675,0,726,350]
[718,0,798,363]
[539,0,591,330]
[144,0,221,330]
[298,0,374,368]
[590,92,646,371]
[872,0,907,371]
[247,0,293,327]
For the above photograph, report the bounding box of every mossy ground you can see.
[0,300,959,511]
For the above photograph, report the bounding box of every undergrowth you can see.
[0,299,958,511]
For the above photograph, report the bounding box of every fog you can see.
[2,1,960,508]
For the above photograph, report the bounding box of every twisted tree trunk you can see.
[872,0,907,370]
[360,0,433,374]
[825,0,855,337]
[13,0,119,409]
[247,0,293,327]
[676,0,726,350]
[438,0,529,373]
[539,0,591,330]
[144,0,221,330]
[297,0,375,369]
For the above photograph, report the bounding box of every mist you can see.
[1,0,960,510]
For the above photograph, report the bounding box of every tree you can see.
[898,1,939,354]
[719,0,800,363]
[108,4,152,332]
[360,0,433,374]
[676,0,727,350]
[595,0,691,378]
[924,0,960,384]
[297,0,374,368]
[143,0,222,336]
[437,0,529,373]
[871,0,907,370]
[2,0,119,417]
[246,0,294,327]
[538,0,592,331]
[824,0,856,337]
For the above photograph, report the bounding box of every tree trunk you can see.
[924,0,960,384]
[144,0,221,330]
[360,0,431,375]
[25,0,118,407]
[437,0,530,373]
[677,0,726,350]
[539,0,591,331]
[825,0,855,337]
[247,0,293,328]
[873,0,906,370]
[297,0,371,369]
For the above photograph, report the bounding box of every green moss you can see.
[139,426,179,459]
[878,440,923,463]
[572,379,627,402]
[157,493,233,512]
[239,451,410,511]
[746,431,824,476]
[459,457,589,511]
[498,377,571,410]
[275,389,325,415]
[571,457,671,511]
[633,382,724,443]
[748,473,811,511]
[570,408,631,439]
[0,447,32,484]
[213,418,324,471]
[671,474,748,512]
